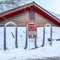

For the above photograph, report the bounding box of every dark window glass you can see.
[30,10,35,19]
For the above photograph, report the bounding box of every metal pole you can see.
[24,27,28,49]
[15,26,18,48]
[41,27,45,47]
[4,27,6,50]
[50,26,52,46]
[35,37,38,48]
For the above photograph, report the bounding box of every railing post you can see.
[4,26,6,50]
[41,27,45,47]
[15,26,18,48]
[45,23,52,46]
[4,21,18,50]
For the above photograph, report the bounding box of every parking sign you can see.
[28,23,37,38]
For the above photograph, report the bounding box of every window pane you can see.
[30,10,35,19]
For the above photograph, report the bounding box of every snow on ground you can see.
[0,46,60,60]
[0,27,60,60]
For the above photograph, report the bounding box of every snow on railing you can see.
[4,21,18,50]
[0,22,60,50]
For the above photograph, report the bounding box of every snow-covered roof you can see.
[0,0,33,13]
[0,0,60,20]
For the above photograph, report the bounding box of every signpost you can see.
[28,23,37,38]
[24,23,38,49]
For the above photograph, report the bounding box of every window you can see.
[29,9,35,20]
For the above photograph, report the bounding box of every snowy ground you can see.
[0,27,60,60]
[0,46,60,60]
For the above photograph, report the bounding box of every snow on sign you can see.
[28,23,37,38]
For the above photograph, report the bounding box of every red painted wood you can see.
[0,3,33,20]
[33,4,60,26]
[0,2,60,26]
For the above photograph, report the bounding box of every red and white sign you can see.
[27,23,37,38]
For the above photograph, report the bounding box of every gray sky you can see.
[35,0,60,14]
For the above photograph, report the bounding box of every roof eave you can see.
[0,2,60,26]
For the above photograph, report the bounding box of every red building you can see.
[0,1,60,26]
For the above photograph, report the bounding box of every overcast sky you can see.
[34,0,60,14]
